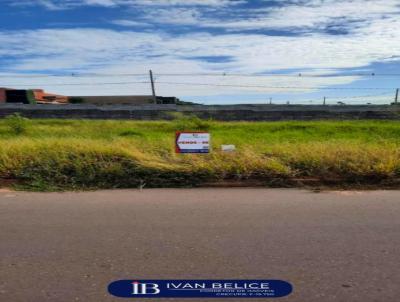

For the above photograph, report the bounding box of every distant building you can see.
[70,95,179,105]
[0,88,68,104]
[0,87,179,105]
[33,89,69,104]
[0,87,11,103]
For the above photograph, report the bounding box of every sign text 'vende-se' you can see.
[175,132,210,154]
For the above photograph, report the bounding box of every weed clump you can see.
[171,113,211,131]
[5,113,29,135]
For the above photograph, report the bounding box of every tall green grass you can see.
[0,117,399,190]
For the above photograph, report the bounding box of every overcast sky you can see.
[1,0,400,104]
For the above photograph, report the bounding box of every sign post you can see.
[175,132,210,154]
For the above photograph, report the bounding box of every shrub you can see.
[5,113,29,135]
[172,114,211,131]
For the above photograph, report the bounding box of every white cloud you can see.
[2,0,400,101]
[84,0,117,6]
[128,0,237,6]
[1,17,399,97]
[126,0,400,33]
[8,0,238,10]
[12,0,400,34]
[111,19,152,26]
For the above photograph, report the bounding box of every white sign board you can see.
[221,145,236,152]
[175,132,210,153]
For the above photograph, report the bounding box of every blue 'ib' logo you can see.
[131,281,160,295]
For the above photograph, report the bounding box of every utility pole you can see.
[323,96,326,106]
[149,70,157,104]
[395,88,399,104]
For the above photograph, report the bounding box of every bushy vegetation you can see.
[170,114,211,131]
[0,116,399,190]
[4,113,29,135]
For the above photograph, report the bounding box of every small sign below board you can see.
[221,145,236,152]
[175,132,210,153]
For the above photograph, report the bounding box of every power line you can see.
[2,80,397,90]
[156,72,400,78]
[154,81,396,90]
[324,92,394,99]
[2,81,149,86]
[2,72,400,78]
[0,74,148,78]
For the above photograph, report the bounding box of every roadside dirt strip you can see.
[0,189,399,301]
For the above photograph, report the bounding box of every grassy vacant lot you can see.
[1,115,400,190]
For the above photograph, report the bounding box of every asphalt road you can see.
[0,189,399,302]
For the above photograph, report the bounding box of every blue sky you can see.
[0,0,400,104]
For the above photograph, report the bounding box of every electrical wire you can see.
[1,81,149,86]
[324,92,394,99]
[2,80,397,90]
[2,72,400,78]
[154,81,396,90]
